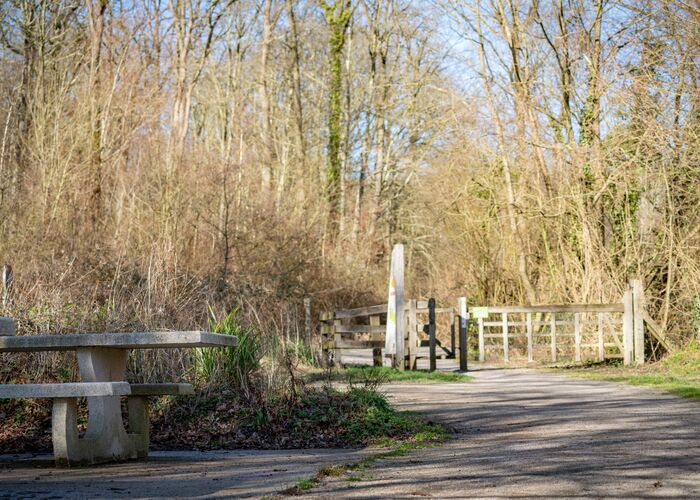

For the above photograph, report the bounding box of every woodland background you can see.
[0,0,699,377]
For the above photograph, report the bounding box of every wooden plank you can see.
[334,304,387,319]
[370,315,382,367]
[597,312,605,362]
[642,310,672,352]
[574,313,581,363]
[502,312,509,362]
[478,317,485,362]
[334,325,386,334]
[551,313,557,363]
[334,317,342,367]
[324,340,385,349]
[623,288,634,366]
[482,320,591,327]
[471,304,624,314]
[526,312,533,362]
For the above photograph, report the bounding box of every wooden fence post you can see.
[526,312,533,363]
[458,297,468,371]
[319,312,333,367]
[550,313,557,363]
[597,312,605,361]
[631,279,645,365]
[623,287,634,366]
[574,313,582,363]
[478,317,485,362]
[1,264,12,308]
[428,298,437,372]
[408,299,417,370]
[502,312,509,362]
[334,316,343,368]
[370,314,382,367]
[304,298,312,344]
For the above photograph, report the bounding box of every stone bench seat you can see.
[0,382,194,465]
[0,382,131,399]
[130,383,194,396]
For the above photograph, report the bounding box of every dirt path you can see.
[308,367,700,498]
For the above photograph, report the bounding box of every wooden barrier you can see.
[317,279,671,369]
[320,299,457,370]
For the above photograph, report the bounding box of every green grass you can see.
[281,401,447,495]
[559,343,700,400]
[294,479,315,490]
[343,366,473,384]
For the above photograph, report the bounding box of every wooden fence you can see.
[473,280,670,366]
[320,299,464,371]
[317,279,671,369]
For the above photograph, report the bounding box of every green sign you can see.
[471,307,489,319]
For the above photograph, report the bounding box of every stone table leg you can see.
[74,347,137,464]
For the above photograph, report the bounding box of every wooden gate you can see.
[473,280,671,365]
[320,299,460,370]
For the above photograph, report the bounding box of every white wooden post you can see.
[631,279,645,365]
[574,313,582,363]
[478,317,485,362]
[385,244,405,370]
[550,313,557,363]
[623,287,634,366]
[502,312,509,362]
[526,312,533,362]
[597,312,605,362]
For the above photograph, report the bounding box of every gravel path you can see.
[309,367,700,498]
[0,449,373,499]
[2,368,698,498]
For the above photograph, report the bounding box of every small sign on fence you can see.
[471,307,489,319]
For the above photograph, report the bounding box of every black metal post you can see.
[428,298,436,372]
[459,308,468,371]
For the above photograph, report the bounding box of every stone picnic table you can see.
[0,330,236,465]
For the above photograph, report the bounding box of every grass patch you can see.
[294,479,315,491]
[308,365,473,385]
[281,426,445,496]
[556,343,700,400]
[347,366,472,383]
[147,383,445,450]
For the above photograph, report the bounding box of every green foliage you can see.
[344,366,473,384]
[195,306,261,395]
[295,479,315,490]
[286,340,317,367]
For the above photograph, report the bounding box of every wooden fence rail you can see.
[320,298,464,370]
[317,279,671,369]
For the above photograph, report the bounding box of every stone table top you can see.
[0,330,237,352]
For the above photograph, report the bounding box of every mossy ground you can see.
[556,343,700,400]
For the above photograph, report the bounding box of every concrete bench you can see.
[126,383,194,457]
[0,330,231,465]
[0,382,132,465]
[0,382,193,465]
